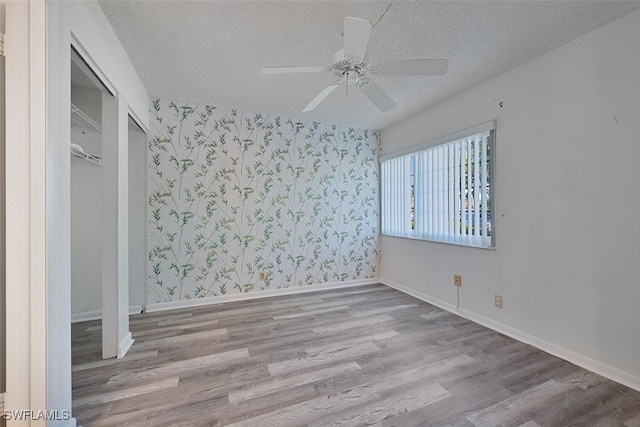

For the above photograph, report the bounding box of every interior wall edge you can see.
[380,278,640,393]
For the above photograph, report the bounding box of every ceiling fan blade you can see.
[359,81,396,112]
[343,17,371,60]
[302,80,343,112]
[379,59,449,76]
[262,66,325,74]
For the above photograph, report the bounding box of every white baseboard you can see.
[145,278,379,313]
[71,305,144,323]
[117,332,134,358]
[129,305,144,315]
[70,309,101,323]
[381,278,459,313]
[380,278,640,392]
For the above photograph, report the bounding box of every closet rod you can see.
[71,143,101,166]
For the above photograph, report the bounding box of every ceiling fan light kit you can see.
[262,16,448,113]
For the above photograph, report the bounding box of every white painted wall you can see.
[71,86,103,315]
[380,9,640,390]
[70,128,102,314]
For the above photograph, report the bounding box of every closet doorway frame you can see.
[70,41,149,359]
[48,2,150,422]
[71,47,126,364]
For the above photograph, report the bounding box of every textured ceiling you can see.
[98,1,640,131]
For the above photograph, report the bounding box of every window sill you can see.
[380,233,496,251]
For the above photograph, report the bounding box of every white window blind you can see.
[381,155,412,237]
[381,122,495,248]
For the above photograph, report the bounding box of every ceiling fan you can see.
[262,17,448,113]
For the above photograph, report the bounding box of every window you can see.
[381,121,495,248]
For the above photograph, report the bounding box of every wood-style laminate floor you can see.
[72,283,640,426]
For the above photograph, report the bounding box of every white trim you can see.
[117,332,134,359]
[101,93,133,359]
[128,104,149,134]
[380,278,640,392]
[379,120,496,162]
[144,116,150,312]
[381,278,458,313]
[29,0,48,412]
[456,308,640,393]
[70,34,116,95]
[70,305,144,323]
[145,279,378,313]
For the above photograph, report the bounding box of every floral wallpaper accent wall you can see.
[148,98,379,302]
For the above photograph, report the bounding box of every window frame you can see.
[379,121,496,249]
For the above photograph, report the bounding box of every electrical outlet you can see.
[259,272,265,281]
[453,275,462,287]
[494,294,503,308]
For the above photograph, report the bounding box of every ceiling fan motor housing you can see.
[329,49,378,83]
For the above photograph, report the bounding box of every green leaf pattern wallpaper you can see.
[148,99,380,302]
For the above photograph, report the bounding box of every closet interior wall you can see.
[70,84,103,315]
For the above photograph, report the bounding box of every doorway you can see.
[69,47,147,361]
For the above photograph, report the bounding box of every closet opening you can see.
[70,57,103,322]
[70,45,146,364]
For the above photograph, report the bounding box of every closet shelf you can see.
[71,143,101,166]
[71,102,101,133]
